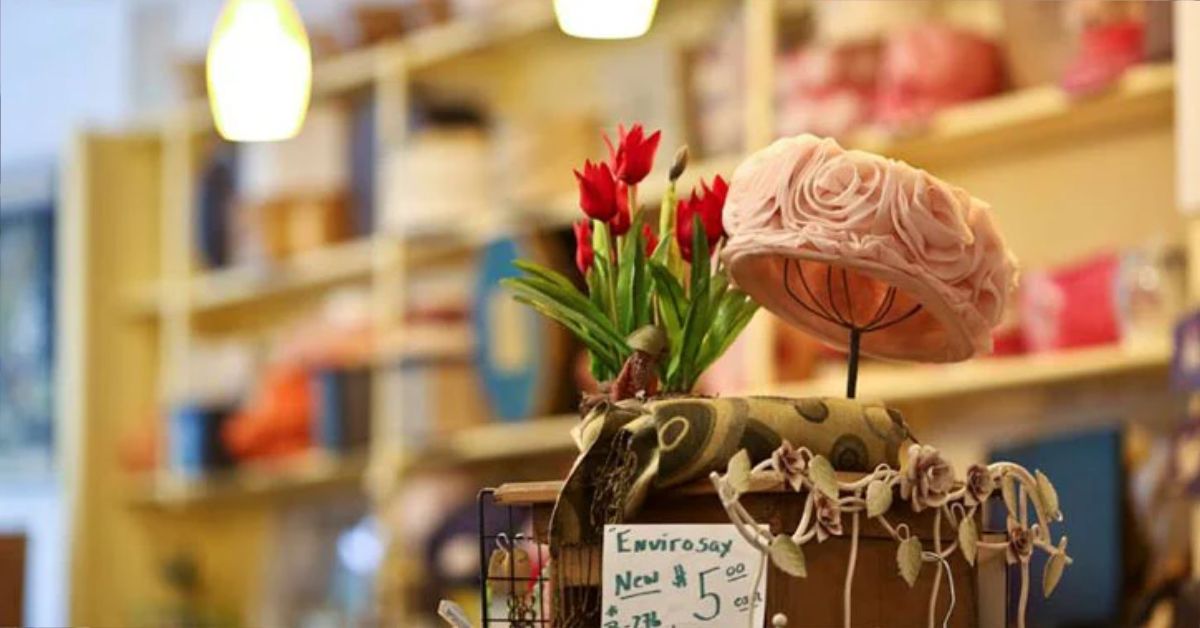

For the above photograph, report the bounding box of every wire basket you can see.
[477,488,551,626]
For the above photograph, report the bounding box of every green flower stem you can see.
[591,220,619,323]
[658,181,674,237]
[628,183,639,223]
[658,180,685,280]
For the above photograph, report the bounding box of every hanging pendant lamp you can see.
[553,0,659,40]
[207,0,312,141]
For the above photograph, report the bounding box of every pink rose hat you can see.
[721,135,1018,363]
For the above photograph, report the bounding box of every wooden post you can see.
[1177,0,1200,578]
[739,0,779,391]
[369,44,413,624]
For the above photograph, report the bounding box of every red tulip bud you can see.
[698,175,728,243]
[642,224,659,257]
[669,145,689,182]
[573,220,594,275]
[675,193,698,263]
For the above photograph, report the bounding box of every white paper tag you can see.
[601,524,767,627]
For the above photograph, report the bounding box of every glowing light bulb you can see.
[553,0,659,40]
[206,0,312,142]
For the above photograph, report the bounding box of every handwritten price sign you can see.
[602,524,767,627]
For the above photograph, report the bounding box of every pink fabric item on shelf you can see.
[874,23,1004,130]
[1061,19,1145,95]
[1021,253,1121,352]
[775,42,880,139]
[722,134,1018,363]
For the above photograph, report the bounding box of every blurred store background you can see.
[2,0,1200,626]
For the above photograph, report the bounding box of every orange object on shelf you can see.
[118,415,163,474]
[223,363,315,460]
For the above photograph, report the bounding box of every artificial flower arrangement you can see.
[503,124,758,396]
[480,126,1068,628]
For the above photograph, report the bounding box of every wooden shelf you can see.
[416,415,579,467]
[402,0,555,70]
[312,0,554,90]
[123,226,552,318]
[128,450,368,509]
[124,238,379,316]
[616,64,1174,207]
[374,322,475,365]
[192,238,380,311]
[848,63,1175,165]
[129,417,579,508]
[763,341,1171,404]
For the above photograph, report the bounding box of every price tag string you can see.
[923,551,956,628]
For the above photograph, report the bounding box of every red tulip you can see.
[698,175,728,242]
[573,160,619,221]
[609,181,632,236]
[573,220,594,274]
[676,194,699,262]
[604,124,662,185]
[675,175,729,262]
[642,224,659,257]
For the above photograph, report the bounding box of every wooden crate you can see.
[496,477,1008,628]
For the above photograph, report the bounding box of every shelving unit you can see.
[764,341,1172,404]
[127,415,580,509]
[128,450,369,509]
[849,62,1176,166]
[62,0,1192,625]
[417,414,578,466]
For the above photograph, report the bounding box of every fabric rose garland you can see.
[507,124,759,394]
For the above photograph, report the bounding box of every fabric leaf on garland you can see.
[897,536,923,587]
[726,449,751,496]
[866,480,892,518]
[1036,470,1061,520]
[958,517,978,566]
[770,535,807,578]
[808,455,839,499]
[1043,537,1069,597]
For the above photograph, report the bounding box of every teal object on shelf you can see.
[473,238,546,422]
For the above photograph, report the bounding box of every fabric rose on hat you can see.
[899,444,953,512]
[776,137,981,286]
[720,134,1019,362]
